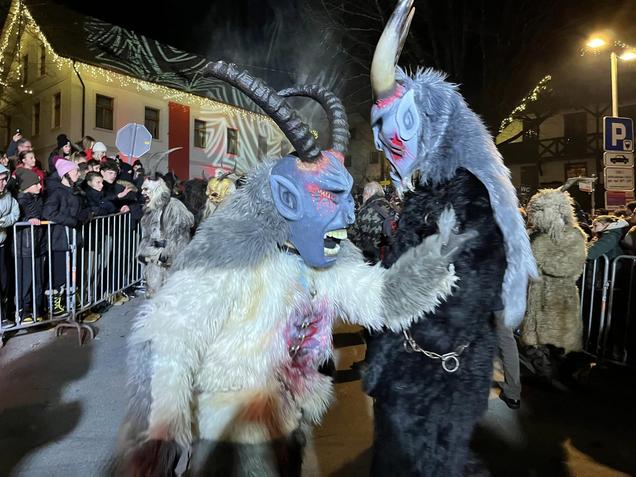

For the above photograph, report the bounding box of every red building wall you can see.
[168,102,190,179]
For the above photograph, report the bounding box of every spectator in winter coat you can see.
[6,132,31,159]
[588,215,630,261]
[14,150,45,190]
[48,134,72,172]
[86,159,100,173]
[84,172,117,216]
[0,164,19,328]
[14,169,46,323]
[100,160,134,214]
[43,159,91,315]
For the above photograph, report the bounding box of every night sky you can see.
[4,0,636,131]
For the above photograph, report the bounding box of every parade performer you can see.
[115,61,471,476]
[363,1,538,475]
[137,175,194,297]
[521,188,587,379]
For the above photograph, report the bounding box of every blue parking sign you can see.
[604,116,634,152]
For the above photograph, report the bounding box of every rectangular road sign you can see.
[604,116,634,152]
[604,166,635,191]
[604,151,634,167]
[605,190,635,209]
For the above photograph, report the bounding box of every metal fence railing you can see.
[580,254,636,366]
[0,212,142,346]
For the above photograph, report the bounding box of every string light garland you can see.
[499,75,552,133]
[0,1,276,125]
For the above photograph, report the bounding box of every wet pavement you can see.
[0,298,634,476]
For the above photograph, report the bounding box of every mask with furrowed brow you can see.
[201,64,354,268]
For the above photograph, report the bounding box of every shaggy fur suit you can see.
[365,168,507,476]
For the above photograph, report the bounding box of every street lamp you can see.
[585,35,636,116]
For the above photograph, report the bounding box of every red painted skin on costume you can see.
[390,133,405,162]
[306,183,337,213]
[374,85,405,109]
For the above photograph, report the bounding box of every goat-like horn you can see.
[278,85,350,155]
[371,0,415,99]
[201,61,322,163]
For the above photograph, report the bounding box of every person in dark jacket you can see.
[100,160,134,214]
[48,134,72,172]
[43,159,91,315]
[587,215,629,260]
[84,172,117,216]
[14,170,46,323]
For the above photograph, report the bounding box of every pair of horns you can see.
[201,62,348,162]
[370,0,415,100]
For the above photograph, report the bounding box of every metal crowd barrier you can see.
[0,212,142,346]
[580,254,636,366]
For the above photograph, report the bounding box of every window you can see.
[39,44,46,76]
[32,102,40,136]
[226,127,239,155]
[565,162,587,179]
[257,134,268,157]
[96,94,114,130]
[194,119,209,148]
[144,107,160,139]
[53,92,61,128]
[21,55,28,85]
[369,151,382,164]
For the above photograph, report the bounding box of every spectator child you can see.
[84,172,117,216]
[14,150,45,190]
[43,159,91,315]
[14,170,46,323]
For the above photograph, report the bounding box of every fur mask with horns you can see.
[201,62,355,268]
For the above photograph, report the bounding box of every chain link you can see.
[402,329,469,373]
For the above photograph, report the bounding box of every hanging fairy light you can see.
[0,1,277,126]
[499,75,552,133]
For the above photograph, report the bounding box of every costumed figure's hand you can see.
[381,207,476,330]
[121,438,180,477]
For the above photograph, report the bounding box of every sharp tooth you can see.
[324,243,341,256]
[325,229,347,240]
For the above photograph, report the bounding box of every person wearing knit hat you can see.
[17,169,41,193]
[48,133,73,171]
[15,166,45,323]
[92,142,108,162]
[55,158,79,181]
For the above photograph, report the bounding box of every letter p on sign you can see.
[612,123,626,146]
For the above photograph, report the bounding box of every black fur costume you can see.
[364,168,506,476]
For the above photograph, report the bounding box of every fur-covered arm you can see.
[157,199,194,266]
[330,208,467,332]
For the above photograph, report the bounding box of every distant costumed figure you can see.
[137,173,194,298]
[363,1,538,475]
[114,61,470,476]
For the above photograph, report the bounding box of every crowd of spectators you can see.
[0,132,146,328]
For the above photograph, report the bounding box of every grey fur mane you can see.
[399,67,539,327]
[173,160,290,270]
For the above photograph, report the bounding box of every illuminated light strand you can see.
[499,75,552,133]
[0,1,277,125]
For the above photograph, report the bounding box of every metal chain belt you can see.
[402,329,469,373]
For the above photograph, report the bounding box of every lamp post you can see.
[585,36,636,117]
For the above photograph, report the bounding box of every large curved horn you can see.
[370,0,415,99]
[145,147,182,176]
[201,61,321,163]
[278,85,350,155]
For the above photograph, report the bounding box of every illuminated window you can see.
[32,102,40,135]
[145,107,159,139]
[194,119,209,148]
[53,92,61,128]
[96,94,114,130]
[227,127,239,155]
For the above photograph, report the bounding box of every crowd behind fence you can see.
[580,254,636,366]
[0,211,142,343]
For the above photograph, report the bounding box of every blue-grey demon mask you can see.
[370,0,420,195]
[201,64,353,269]
[270,151,355,268]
